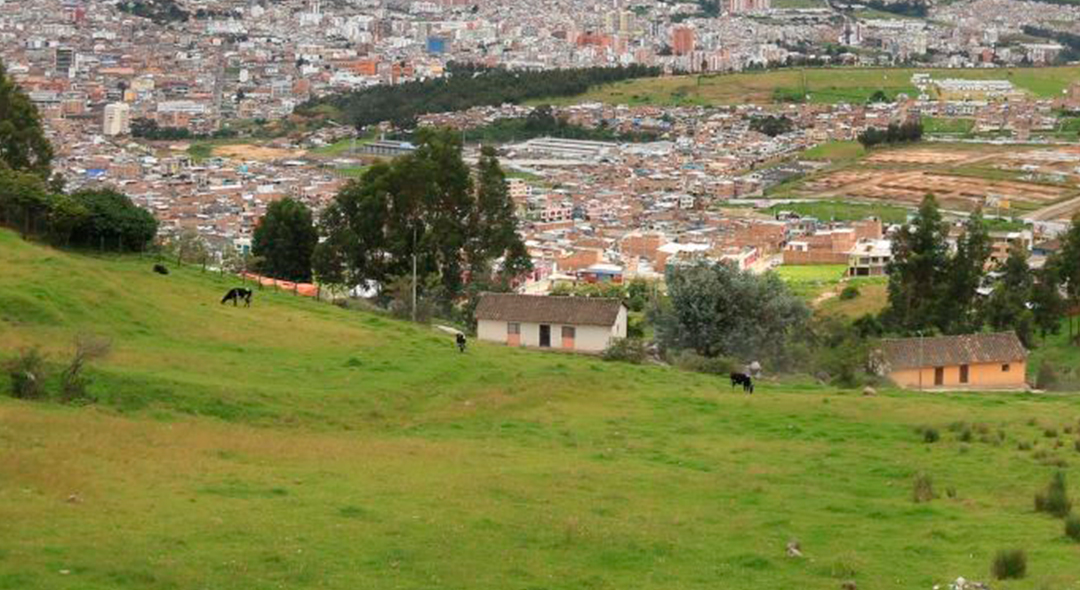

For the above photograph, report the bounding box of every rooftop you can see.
[878,332,1027,371]
[474,293,624,327]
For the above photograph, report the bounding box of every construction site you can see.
[795,144,1080,221]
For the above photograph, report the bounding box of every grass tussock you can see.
[991,549,1026,580]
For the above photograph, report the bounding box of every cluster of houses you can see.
[473,291,1030,391]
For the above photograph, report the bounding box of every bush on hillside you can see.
[1066,514,1080,542]
[669,350,738,376]
[1037,361,1059,391]
[917,426,940,443]
[602,338,648,364]
[60,334,111,404]
[912,472,935,503]
[3,347,47,400]
[839,284,860,301]
[991,549,1026,580]
[1034,471,1072,518]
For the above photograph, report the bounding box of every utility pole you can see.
[917,330,924,391]
[411,223,418,323]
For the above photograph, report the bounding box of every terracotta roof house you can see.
[875,332,1028,390]
[474,293,627,353]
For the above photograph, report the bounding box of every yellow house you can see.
[877,332,1028,390]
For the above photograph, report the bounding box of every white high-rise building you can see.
[103,102,131,136]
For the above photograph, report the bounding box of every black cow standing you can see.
[221,287,253,307]
[730,372,754,394]
[456,333,467,353]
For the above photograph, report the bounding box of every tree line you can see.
[748,115,795,137]
[0,62,157,251]
[881,195,1080,348]
[858,121,923,149]
[252,128,531,323]
[296,63,661,130]
[1021,26,1080,62]
[463,105,659,144]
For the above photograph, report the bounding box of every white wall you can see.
[477,316,624,353]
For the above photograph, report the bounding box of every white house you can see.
[475,294,627,353]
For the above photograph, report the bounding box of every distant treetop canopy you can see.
[297,63,662,130]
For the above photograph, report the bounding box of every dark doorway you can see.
[539,324,551,348]
[934,367,944,386]
[959,364,969,384]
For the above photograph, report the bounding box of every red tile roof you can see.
[475,293,624,327]
[879,332,1027,371]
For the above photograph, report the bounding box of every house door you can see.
[934,367,944,386]
[959,364,969,385]
[507,323,521,347]
[539,325,551,348]
[561,326,576,350]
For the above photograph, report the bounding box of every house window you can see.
[1002,363,1010,372]
[562,326,576,339]
[507,323,520,335]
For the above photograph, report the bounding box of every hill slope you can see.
[2,229,1080,589]
[539,66,1080,106]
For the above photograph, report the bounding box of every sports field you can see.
[3,229,1080,589]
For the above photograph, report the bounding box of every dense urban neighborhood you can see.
[4,0,1080,588]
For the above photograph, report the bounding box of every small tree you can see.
[60,334,111,403]
[252,197,318,282]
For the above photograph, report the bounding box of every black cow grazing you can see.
[730,372,754,394]
[221,287,253,307]
[456,333,467,353]
[153,264,169,275]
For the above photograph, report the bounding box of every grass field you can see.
[769,200,910,224]
[773,264,849,300]
[818,280,890,318]
[541,66,1080,106]
[800,140,866,163]
[3,230,1080,589]
[923,117,976,136]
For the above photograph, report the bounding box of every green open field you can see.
[3,229,1080,589]
[541,66,1080,106]
[774,264,850,301]
[769,200,911,224]
[800,140,867,163]
[922,116,976,136]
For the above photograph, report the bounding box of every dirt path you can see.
[1025,195,1080,222]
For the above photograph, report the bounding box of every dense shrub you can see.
[839,284,861,301]
[913,472,935,503]
[602,338,648,365]
[991,549,1026,580]
[1034,471,1072,518]
[1037,361,1059,391]
[669,350,737,376]
[1045,428,1059,438]
[917,426,940,443]
[1066,514,1080,542]
[3,348,47,400]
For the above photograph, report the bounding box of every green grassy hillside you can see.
[2,229,1080,589]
